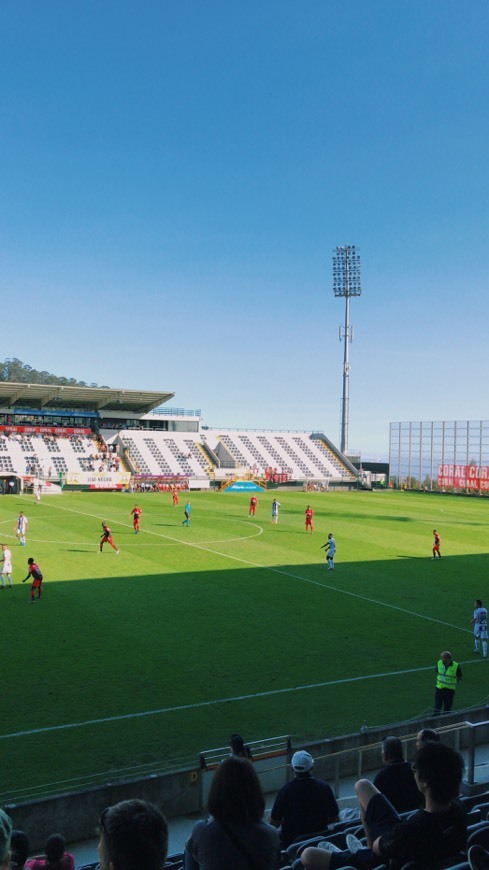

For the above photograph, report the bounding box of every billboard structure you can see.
[389,420,489,492]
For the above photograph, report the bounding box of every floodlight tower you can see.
[333,244,362,455]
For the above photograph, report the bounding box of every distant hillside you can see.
[0,358,109,389]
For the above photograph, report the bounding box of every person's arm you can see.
[457,665,462,681]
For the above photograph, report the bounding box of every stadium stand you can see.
[200,430,357,482]
[113,428,357,487]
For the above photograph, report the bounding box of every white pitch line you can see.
[2,658,483,741]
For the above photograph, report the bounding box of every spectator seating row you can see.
[280,795,489,870]
[0,433,104,478]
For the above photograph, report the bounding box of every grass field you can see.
[1,487,488,804]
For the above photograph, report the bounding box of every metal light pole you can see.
[333,245,362,455]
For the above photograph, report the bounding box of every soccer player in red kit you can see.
[100,522,119,553]
[172,487,179,506]
[131,505,142,534]
[305,506,314,533]
[22,557,43,603]
[432,530,441,559]
[249,495,258,516]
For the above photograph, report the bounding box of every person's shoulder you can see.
[191,818,213,837]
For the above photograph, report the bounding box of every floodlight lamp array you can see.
[332,245,362,297]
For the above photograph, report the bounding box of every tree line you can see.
[0,358,109,388]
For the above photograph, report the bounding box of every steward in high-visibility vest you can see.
[434,651,462,716]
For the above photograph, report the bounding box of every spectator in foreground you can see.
[373,736,422,813]
[10,831,30,870]
[25,835,74,870]
[185,755,280,869]
[300,742,466,870]
[270,750,339,846]
[0,810,12,870]
[98,799,168,870]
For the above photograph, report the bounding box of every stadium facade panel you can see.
[389,420,489,491]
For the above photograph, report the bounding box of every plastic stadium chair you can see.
[468,824,489,851]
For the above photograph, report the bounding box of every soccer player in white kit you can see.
[0,545,12,588]
[321,533,336,570]
[471,599,488,658]
[15,511,28,546]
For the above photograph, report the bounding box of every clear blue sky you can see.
[1,1,488,458]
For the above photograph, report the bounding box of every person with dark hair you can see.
[22,558,43,603]
[130,505,142,534]
[10,830,29,870]
[432,529,442,559]
[25,834,74,870]
[270,750,339,846]
[300,742,466,870]
[415,728,440,750]
[185,756,280,869]
[100,522,119,554]
[229,733,252,760]
[98,799,168,870]
[373,736,422,813]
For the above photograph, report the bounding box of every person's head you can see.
[229,733,245,755]
[98,799,168,870]
[291,750,314,776]
[412,742,464,804]
[207,756,265,824]
[476,599,483,608]
[416,728,440,750]
[382,736,404,764]
[0,809,12,869]
[27,558,34,566]
[1,545,6,552]
[433,529,437,534]
[10,830,29,870]
[441,650,453,666]
[328,533,333,540]
[45,834,66,865]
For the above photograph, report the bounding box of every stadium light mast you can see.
[333,244,362,455]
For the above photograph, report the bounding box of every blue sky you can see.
[1,1,488,458]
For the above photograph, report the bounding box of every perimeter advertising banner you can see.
[65,471,131,489]
[437,465,489,490]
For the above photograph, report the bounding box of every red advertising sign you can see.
[437,465,489,490]
[0,425,91,435]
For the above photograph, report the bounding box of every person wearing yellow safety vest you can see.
[434,651,462,715]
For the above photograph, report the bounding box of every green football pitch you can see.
[1,488,488,803]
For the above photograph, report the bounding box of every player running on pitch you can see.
[471,599,488,658]
[320,533,336,570]
[432,529,442,559]
[100,522,120,553]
